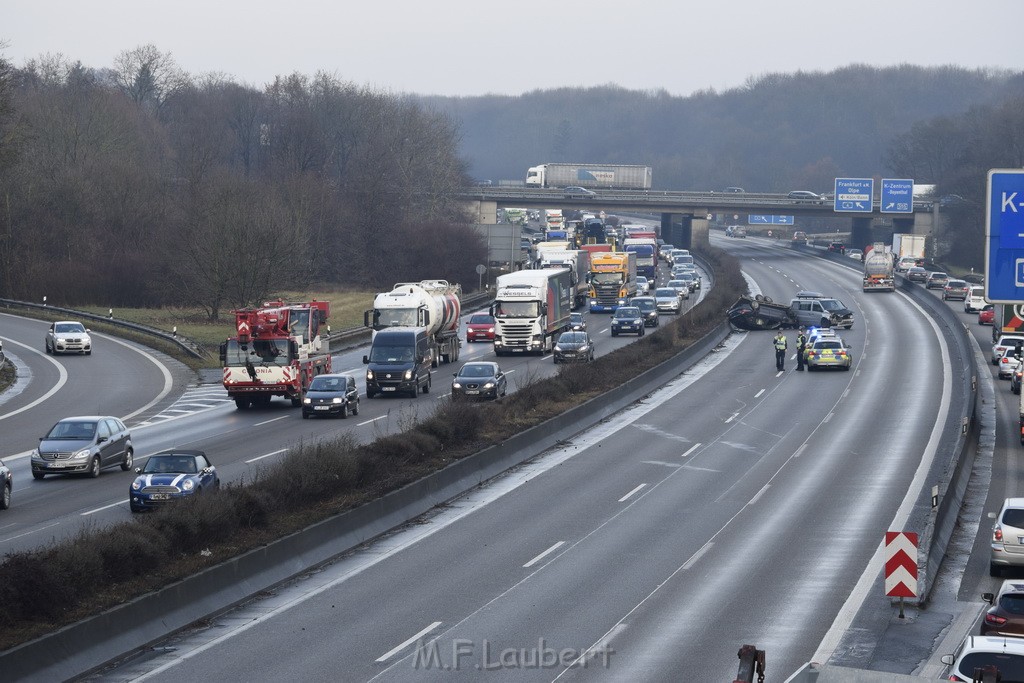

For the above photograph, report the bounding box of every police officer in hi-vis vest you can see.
[773,331,788,371]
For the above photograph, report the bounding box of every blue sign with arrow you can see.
[747,215,794,225]
[880,179,913,213]
[986,169,1024,302]
[834,178,874,213]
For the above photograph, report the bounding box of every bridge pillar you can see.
[850,217,873,250]
[461,200,498,224]
[690,211,710,248]
[661,213,691,249]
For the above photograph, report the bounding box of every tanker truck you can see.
[365,280,462,366]
[862,243,895,292]
[490,269,572,355]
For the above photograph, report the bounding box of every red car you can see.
[981,580,1024,637]
[465,314,496,343]
[979,304,995,326]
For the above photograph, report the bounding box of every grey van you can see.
[363,327,432,398]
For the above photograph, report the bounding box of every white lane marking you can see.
[754,389,765,398]
[99,333,175,423]
[749,484,770,505]
[253,415,289,427]
[562,623,627,672]
[0,334,68,423]
[0,521,61,543]
[813,268,954,664]
[523,541,565,568]
[775,370,784,377]
[842,389,850,398]
[681,464,720,473]
[246,449,288,464]
[794,444,807,458]
[681,443,701,458]
[618,484,647,503]
[724,412,739,424]
[682,542,713,570]
[82,500,127,515]
[124,334,751,682]
[357,415,386,426]
[375,621,443,663]
[641,460,681,468]
[823,412,834,423]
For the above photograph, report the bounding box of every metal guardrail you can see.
[0,298,206,359]
[1,290,497,361]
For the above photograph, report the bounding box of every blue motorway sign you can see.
[834,178,874,212]
[748,215,794,225]
[880,179,914,213]
[986,169,1024,302]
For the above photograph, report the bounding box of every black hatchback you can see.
[302,374,360,419]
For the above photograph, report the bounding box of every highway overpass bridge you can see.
[457,187,938,249]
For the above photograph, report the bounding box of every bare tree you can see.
[111,44,189,111]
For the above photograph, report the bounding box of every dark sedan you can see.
[451,362,507,400]
[906,266,928,283]
[302,373,360,419]
[611,306,645,337]
[0,459,10,510]
[553,331,595,363]
[569,312,587,332]
[981,580,1024,637]
[130,450,220,512]
[630,296,660,327]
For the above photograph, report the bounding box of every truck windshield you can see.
[375,309,419,327]
[591,272,624,285]
[224,340,292,366]
[494,301,539,318]
[369,345,415,363]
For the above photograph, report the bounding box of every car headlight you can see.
[132,480,142,491]
[302,397,312,404]
[73,448,91,459]
[30,449,39,458]
[366,370,375,380]
[403,369,413,380]
[483,382,495,389]
[452,382,462,389]
[182,479,194,491]
[332,397,343,404]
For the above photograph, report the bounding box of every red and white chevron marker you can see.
[884,531,919,598]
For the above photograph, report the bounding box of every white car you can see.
[941,634,1024,682]
[965,286,986,313]
[635,276,650,295]
[993,335,1024,365]
[998,347,1021,379]
[45,321,92,355]
[666,280,691,300]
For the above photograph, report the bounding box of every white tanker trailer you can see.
[365,280,462,366]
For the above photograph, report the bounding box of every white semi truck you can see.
[525,163,653,190]
[491,269,573,355]
[537,249,590,310]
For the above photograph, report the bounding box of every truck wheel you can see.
[234,397,251,410]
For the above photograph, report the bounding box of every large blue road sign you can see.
[834,178,874,212]
[987,169,1024,302]
[881,179,914,213]
[748,215,794,225]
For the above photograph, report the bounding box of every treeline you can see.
[426,65,1024,269]
[427,65,1024,193]
[0,46,485,318]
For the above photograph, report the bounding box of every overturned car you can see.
[727,295,794,331]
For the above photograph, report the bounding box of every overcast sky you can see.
[3,0,1021,97]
